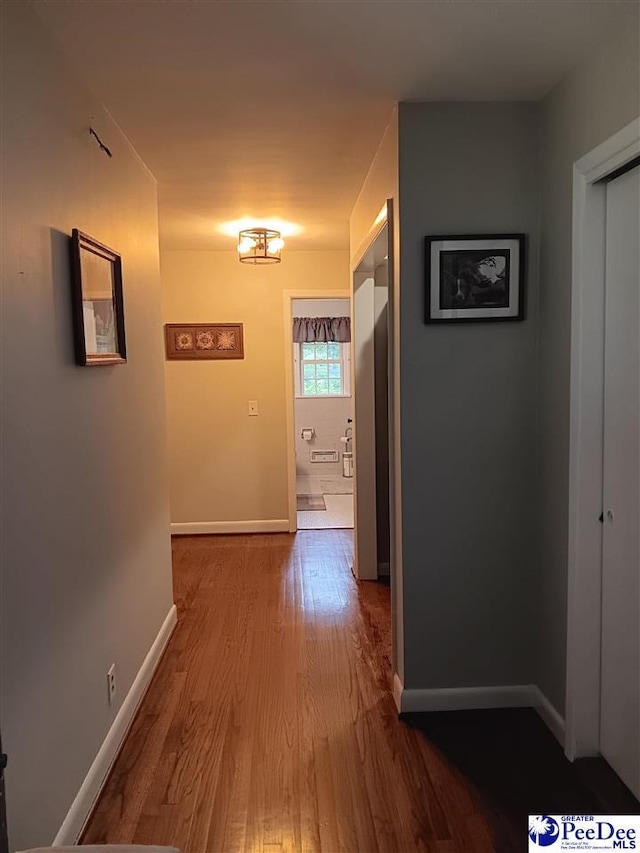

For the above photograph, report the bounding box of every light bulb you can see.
[237,238,255,254]
[268,238,284,253]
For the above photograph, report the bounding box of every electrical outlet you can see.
[107,664,116,706]
[248,400,258,416]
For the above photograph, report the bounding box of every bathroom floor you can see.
[295,474,354,496]
[297,493,354,529]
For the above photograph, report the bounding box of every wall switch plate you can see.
[107,664,116,705]
[248,400,258,416]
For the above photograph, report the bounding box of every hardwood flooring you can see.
[81,531,637,852]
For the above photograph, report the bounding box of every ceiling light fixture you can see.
[237,227,284,264]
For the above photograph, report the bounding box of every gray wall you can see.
[398,103,540,690]
[1,4,174,849]
[536,13,640,713]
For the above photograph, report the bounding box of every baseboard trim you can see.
[396,681,565,745]
[53,604,178,845]
[399,683,536,714]
[392,672,403,713]
[530,685,566,745]
[171,519,290,535]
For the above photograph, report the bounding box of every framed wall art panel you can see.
[165,323,244,360]
[425,234,526,324]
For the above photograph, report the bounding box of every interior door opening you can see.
[291,296,355,530]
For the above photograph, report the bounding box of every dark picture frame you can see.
[425,233,525,324]
[165,323,244,360]
[70,229,126,365]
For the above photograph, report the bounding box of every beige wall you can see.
[161,250,350,526]
[1,4,174,849]
[350,107,399,267]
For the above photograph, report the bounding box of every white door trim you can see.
[349,214,393,582]
[352,271,378,579]
[566,116,640,760]
[282,289,351,533]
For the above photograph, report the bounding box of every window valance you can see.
[292,316,351,343]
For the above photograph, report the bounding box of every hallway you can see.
[82,532,494,851]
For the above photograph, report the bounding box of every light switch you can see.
[248,400,258,416]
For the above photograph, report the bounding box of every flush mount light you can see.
[237,227,284,264]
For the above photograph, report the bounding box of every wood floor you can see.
[81,531,637,852]
[81,532,489,851]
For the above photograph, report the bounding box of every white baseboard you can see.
[392,672,403,713]
[530,685,566,745]
[53,604,178,845]
[171,519,290,535]
[395,680,565,745]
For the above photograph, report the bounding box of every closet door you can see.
[600,163,640,797]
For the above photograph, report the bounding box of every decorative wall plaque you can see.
[165,324,244,360]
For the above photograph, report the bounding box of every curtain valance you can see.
[292,317,351,343]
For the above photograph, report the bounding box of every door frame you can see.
[350,217,393,581]
[282,289,351,534]
[566,116,640,760]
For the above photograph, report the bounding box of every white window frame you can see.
[293,341,351,398]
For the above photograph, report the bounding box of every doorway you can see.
[283,287,350,534]
[566,117,640,790]
[282,215,395,584]
[292,297,355,530]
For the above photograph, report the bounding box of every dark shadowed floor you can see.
[405,708,639,853]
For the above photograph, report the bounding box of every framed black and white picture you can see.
[425,234,525,323]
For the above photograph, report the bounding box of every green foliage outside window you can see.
[299,342,346,396]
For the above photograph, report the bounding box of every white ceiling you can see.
[32,0,636,251]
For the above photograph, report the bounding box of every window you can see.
[294,341,351,397]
